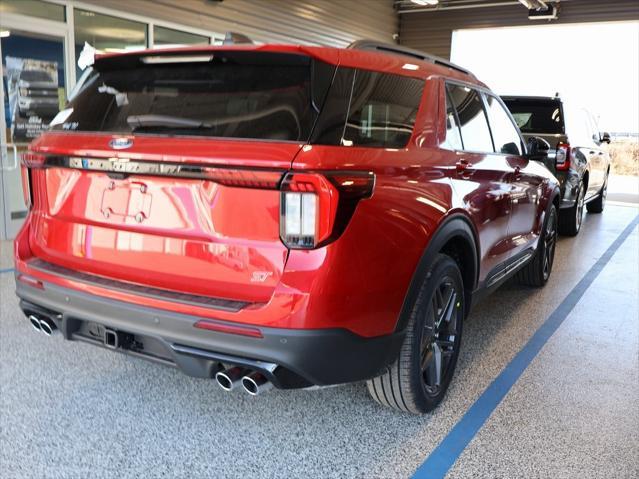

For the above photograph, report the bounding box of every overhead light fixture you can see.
[141,54,214,64]
[411,0,438,5]
[0,30,10,38]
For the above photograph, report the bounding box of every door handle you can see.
[513,165,522,180]
[456,159,471,172]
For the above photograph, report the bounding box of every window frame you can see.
[480,91,527,157]
[443,86,465,151]
[444,79,495,155]
[444,78,528,156]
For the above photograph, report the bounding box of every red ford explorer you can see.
[15,41,559,413]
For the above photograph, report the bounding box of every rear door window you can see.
[446,83,493,153]
[483,94,523,155]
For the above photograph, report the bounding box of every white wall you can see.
[81,0,398,47]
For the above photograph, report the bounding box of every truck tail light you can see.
[555,142,571,171]
[280,171,374,249]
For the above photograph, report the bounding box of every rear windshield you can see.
[53,51,327,142]
[502,98,564,135]
[52,51,424,148]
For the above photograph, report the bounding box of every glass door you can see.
[1,28,67,239]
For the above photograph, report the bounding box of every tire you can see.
[366,254,464,414]
[517,204,558,287]
[586,173,608,214]
[558,181,585,236]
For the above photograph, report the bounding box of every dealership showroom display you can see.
[0,1,638,478]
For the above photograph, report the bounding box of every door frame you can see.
[0,12,71,239]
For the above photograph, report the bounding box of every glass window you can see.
[153,26,209,48]
[341,70,424,148]
[2,32,66,137]
[442,89,463,150]
[484,94,523,155]
[447,84,493,153]
[0,0,65,22]
[52,51,322,142]
[74,9,147,79]
[502,98,564,135]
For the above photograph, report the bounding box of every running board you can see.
[485,250,534,288]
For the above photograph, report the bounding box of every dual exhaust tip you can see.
[28,312,273,394]
[215,367,274,396]
[28,314,58,336]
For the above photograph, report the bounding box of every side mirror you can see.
[526,136,550,161]
[600,132,611,144]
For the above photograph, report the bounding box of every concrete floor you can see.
[1,205,637,479]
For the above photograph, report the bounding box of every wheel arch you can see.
[394,213,479,332]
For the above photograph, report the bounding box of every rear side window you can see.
[341,70,424,148]
[52,51,331,142]
[502,98,564,135]
[446,84,493,153]
[311,68,424,148]
[483,94,523,155]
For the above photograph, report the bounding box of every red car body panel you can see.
[14,44,557,346]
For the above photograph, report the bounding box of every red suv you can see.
[15,41,559,413]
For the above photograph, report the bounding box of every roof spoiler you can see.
[347,40,473,77]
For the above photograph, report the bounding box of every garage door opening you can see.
[451,21,638,202]
[451,21,639,136]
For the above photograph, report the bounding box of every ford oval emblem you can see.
[109,137,133,150]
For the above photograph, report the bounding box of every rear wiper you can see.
[126,114,212,129]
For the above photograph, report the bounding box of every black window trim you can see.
[444,79,495,156]
[445,78,530,157]
[481,91,528,156]
[444,85,465,151]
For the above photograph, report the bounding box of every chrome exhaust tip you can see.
[242,372,273,396]
[215,367,247,391]
[28,315,42,333]
[38,316,58,336]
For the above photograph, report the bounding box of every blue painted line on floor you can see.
[413,214,639,479]
[0,267,14,274]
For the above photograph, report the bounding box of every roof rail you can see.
[223,32,254,45]
[347,40,473,76]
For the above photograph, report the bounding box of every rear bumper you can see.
[16,278,405,389]
[556,169,580,209]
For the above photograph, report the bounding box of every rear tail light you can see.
[20,151,43,210]
[194,319,263,338]
[555,142,571,171]
[200,168,282,189]
[20,166,32,209]
[280,171,374,249]
[21,151,47,168]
